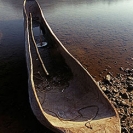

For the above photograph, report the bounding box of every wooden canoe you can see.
[23,0,121,132]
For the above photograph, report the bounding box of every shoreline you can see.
[98,67,133,133]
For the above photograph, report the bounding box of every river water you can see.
[0,0,133,132]
[39,0,133,80]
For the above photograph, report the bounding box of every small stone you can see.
[101,86,107,91]
[105,74,111,82]
[131,57,133,60]
[113,88,119,93]
[120,100,129,107]
[130,69,133,72]
[131,103,133,108]
[126,109,130,117]
[120,108,125,114]
[114,92,119,98]
[116,98,121,104]
[112,102,117,107]
[120,90,129,99]
[126,80,133,85]
[130,126,133,133]
[120,67,124,71]
[127,76,133,81]
[125,68,130,73]
[103,69,108,71]
[124,93,129,99]
[127,84,133,91]
[97,81,100,86]
[108,72,113,76]
[121,114,127,120]
[130,125,133,130]
[112,98,116,101]
[122,127,129,133]
[121,120,126,123]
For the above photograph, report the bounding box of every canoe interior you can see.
[24,0,120,132]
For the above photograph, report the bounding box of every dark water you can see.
[0,0,52,132]
[0,0,133,132]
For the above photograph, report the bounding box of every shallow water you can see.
[0,0,133,132]
[39,0,133,80]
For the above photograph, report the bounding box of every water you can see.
[0,0,52,132]
[0,0,133,132]
[39,0,133,80]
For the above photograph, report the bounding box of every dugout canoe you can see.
[23,0,121,132]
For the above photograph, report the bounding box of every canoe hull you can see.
[23,0,121,132]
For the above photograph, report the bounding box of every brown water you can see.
[0,0,133,132]
[39,0,133,80]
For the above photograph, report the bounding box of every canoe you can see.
[23,0,121,132]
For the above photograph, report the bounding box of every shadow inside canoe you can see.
[31,25,116,123]
[33,46,116,123]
